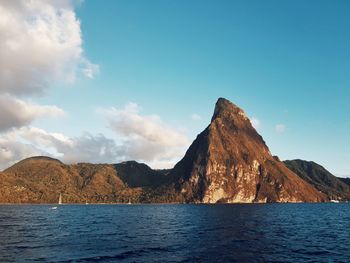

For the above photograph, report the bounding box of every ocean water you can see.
[0,204,349,263]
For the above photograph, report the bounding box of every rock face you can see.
[170,98,327,203]
[284,159,350,201]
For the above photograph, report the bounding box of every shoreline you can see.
[0,201,348,205]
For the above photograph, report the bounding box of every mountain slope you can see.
[1,157,140,203]
[170,98,327,203]
[114,161,170,188]
[284,159,350,201]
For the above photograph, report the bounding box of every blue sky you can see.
[0,0,349,175]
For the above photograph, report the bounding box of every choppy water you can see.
[0,204,349,262]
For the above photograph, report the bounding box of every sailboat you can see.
[50,193,62,210]
[50,194,61,210]
[58,193,62,205]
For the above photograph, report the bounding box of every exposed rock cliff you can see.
[170,98,327,203]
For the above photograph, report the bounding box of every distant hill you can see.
[113,161,170,188]
[284,159,350,201]
[1,156,139,203]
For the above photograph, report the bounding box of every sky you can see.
[0,0,349,176]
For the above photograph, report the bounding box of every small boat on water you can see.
[50,193,62,209]
[50,193,63,210]
[330,200,340,203]
[58,193,62,205]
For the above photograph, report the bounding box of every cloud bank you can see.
[102,103,189,168]
[0,0,98,97]
[0,127,121,169]
[0,0,103,169]
[0,102,190,170]
[0,1,188,170]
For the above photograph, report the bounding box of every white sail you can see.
[58,193,62,205]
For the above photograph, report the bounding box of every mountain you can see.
[170,98,327,203]
[0,156,141,203]
[284,159,350,201]
[0,98,329,203]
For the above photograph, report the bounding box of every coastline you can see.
[0,201,346,205]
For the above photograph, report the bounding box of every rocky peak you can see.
[171,97,327,203]
[208,98,270,164]
[211,97,248,122]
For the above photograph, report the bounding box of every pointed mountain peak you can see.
[212,97,247,122]
[171,98,326,203]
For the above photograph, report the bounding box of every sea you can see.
[0,204,349,262]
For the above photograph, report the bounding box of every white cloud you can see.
[0,126,121,169]
[15,127,122,164]
[62,134,120,164]
[0,100,191,170]
[251,118,260,129]
[0,138,45,170]
[0,1,112,170]
[191,114,202,121]
[0,0,99,96]
[0,95,64,132]
[275,124,286,133]
[0,1,189,170]
[101,102,190,168]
